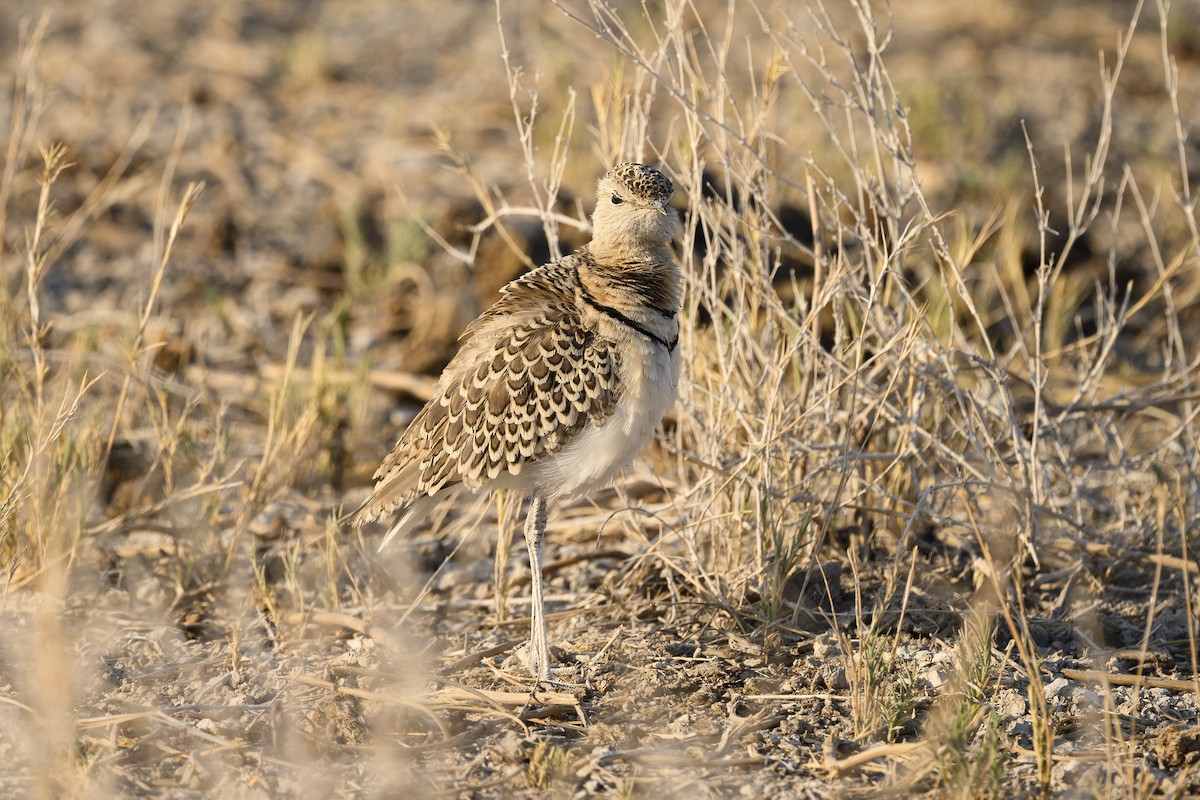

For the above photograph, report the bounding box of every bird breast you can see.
[524,329,679,500]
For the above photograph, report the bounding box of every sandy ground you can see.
[3,0,1200,797]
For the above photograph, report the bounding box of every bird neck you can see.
[578,246,681,317]
[588,232,664,264]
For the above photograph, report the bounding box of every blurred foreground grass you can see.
[3,0,1200,796]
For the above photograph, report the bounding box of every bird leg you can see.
[522,494,551,682]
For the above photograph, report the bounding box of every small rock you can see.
[820,664,848,691]
[998,688,1027,719]
[1155,725,1200,768]
[1009,720,1033,739]
[812,632,841,660]
[1051,755,1101,790]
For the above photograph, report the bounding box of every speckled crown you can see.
[606,163,674,204]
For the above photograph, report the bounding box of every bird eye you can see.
[611,194,624,204]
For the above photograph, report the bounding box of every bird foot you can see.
[515,642,573,685]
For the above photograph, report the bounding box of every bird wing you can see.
[351,262,622,527]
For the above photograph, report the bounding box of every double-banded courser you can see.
[352,163,681,682]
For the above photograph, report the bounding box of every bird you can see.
[350,163,682,682]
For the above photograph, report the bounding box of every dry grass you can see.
[3,0,1200,797]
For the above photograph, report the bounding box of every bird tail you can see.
[346,495,379,529]
[377,497,427,551]
[345,461,422,531]
[348,490,460,553]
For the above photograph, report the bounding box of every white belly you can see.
[527,339,679,499]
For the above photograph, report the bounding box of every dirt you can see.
[3,1,1200,797]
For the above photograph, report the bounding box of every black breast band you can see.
[575,273,679,353]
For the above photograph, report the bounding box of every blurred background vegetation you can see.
[3,0,1200,796]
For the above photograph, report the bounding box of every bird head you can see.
[590,162,678,253]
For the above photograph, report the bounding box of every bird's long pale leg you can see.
[523,494,551,682]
